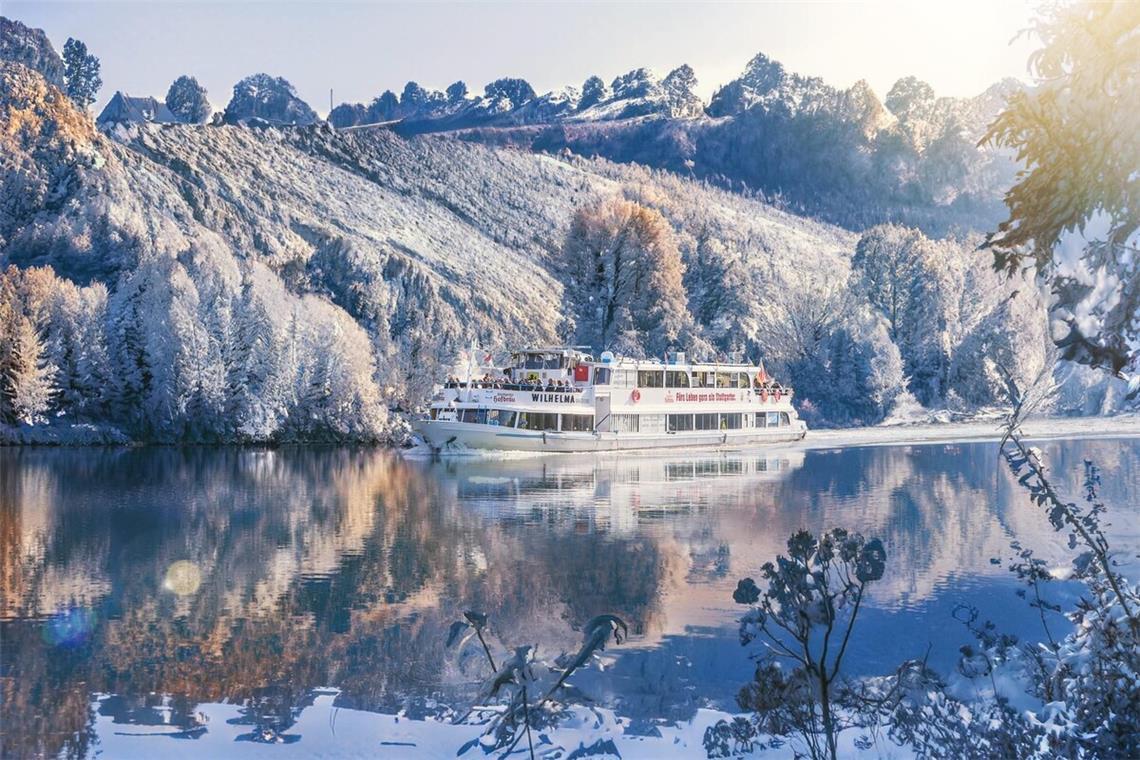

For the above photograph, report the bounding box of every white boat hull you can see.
[414,419,807,453]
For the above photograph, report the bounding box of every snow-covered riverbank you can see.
[798,414,1140,451]
[89,691,895,760]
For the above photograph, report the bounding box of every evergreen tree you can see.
[165,75,211,124]
[62,37,101,109]
[578,75,609,110]
[3,315,56,425]
[401,81,429,108]
[483,78,536,109]
[446,80,468,102]
[368,90,400,121]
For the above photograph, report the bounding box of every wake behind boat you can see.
[414,347,807,453]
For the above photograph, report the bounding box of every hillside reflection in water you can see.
[2,439,1138,757]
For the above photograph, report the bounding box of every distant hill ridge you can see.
[228,50,1028,236]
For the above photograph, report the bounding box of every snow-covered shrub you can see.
[723,529,887,760]
[446,610,628,758]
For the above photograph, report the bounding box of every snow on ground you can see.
[90,691,912,759]
[798,414,1140,451]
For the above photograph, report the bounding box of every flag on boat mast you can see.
[756,360,770,385]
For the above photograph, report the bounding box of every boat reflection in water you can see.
[1,439,1136,757]
[433,449,805,530]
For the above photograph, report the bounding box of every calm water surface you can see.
[2,438,1138,757]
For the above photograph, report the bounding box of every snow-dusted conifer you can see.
[165,75,211,124]
[578,76,609,110]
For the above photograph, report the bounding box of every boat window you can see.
[722,460,744,475]
[667,414,694,432]
[739,372,752,388]
[486,409,516,427]
[720,413,742,429]
[637,370,664,388]
[755,412,767,428]
[780,412,791,426]
[594,367,611,385]
[716,372,734,388]
[693,371,715,388]
[694,413,718,430]
[430,408,439,420]
[523,354,545,369]
[665,370,690,388]
[696,460,719,477]
[560,414,593,432]
[545,355,565,369]
[767,411,781,427]
[460,408,488,424]
[612,414,640,433]
[517,412,556,430]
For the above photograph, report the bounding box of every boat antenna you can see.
[466,339,475,400]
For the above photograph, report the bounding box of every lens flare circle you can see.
[42,607,96,647]
[164,560,202,596]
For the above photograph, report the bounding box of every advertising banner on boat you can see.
[664,391,741,403]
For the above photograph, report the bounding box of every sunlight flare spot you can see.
[164,560,202,596]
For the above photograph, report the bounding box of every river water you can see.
[2,437,1138,757]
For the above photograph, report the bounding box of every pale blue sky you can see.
[6,1,1040,115]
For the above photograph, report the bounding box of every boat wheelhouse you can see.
[414,347,807,453]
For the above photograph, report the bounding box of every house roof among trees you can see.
[97,91,177,124]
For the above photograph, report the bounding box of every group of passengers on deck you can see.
[444,373,583,392]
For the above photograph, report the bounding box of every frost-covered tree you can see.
[788,308,905,426]
[0,268,61,425]
[367,90,400,122]
[222,73,317,126]
[946,286,1050,408]
[400,81,429,108]
[563,198,693,356]
[225,269,293,439]
[577,75,609,110]
[61,37,100,109]
[610,68,660,100]
[684,233,755,349]
[662,64,703,118]
[328,102,367,128]
[884,75,934,123]
[2,314,55,425]
[165,75,211,124]
[483,77,536,109]
[287,297,386,440]
[851,225,966,404]
[446,80,468,103]
[983,0,1140,384]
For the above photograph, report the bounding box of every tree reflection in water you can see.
[1,440,1137,757]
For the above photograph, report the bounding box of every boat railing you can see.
[442,381,585,393]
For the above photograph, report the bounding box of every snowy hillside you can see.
[0,20,1130,444]
[328,52,1020,236]
[1,55,869,443]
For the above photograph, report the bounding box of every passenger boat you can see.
[413,347,807,453]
